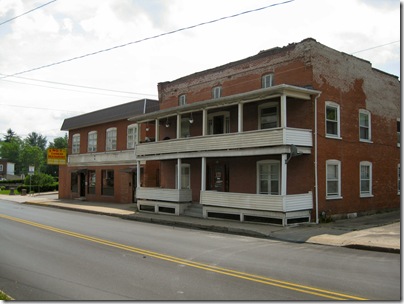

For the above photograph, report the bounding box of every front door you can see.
[209,164,228,192]
[79,173,86,197]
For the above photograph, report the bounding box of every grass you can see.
[0,290,13,300]
[0,190,20,195]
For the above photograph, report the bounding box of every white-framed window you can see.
[106,127,117,151]
[72,134,80,154]
[257,160,280,195]
[208,111,230,135]
[175,164,190,189]
[212,86,222,99]
[88,131,97,152]
[325,101,341,138]
[398,164,401,195]
[326,160,341,199]
[258,102,279,129]
[397,119,400,147]
[179,94,186,106]
[360,161,372,197]
[262,73,274,88]
[359,110,371,142]
[127,124,138,149]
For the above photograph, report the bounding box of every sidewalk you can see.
[0,193,400,253]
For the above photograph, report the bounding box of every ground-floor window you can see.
[102,170,114,196]
[326,160,341,199]
[360,161,372,197]
[71,172,78,192]
[175,164,190,189]
[88,170,96,194]
[257,160,280,195]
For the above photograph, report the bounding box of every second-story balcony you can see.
[68,149,136,166]
[136,127,312,159]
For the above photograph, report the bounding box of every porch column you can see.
[202,109,207,136]
[201,157,206,191]
[177,158,182,189]
[176,114,181,139]
[155,119,159,142]
[136,161,141,188]
[281,93,287,128]
[238,103,243,133]
[281,154,287,196]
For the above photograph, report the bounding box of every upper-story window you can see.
[325,101,341,138]
[259,102,279,129]
[72,134,80,154]
[127,124,138,149]
[359,109,371,142]
[212,86,222,99]
[179,94,186,106]
[106,127,117,151]
[262,73,274,88]
[208,111,230,135]
[397,119,401,147]
[88,131,97,152]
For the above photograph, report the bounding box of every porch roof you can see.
[128,84,321,123]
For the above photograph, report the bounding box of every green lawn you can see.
[0,190,20,195]
[0,290,13,300]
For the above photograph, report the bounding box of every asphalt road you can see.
[0,199,400,300]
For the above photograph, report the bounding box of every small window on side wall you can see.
[262,73,274,88]
[212,86,222,99]
[325,102,340,138]
[179,94,186,106]
[359,110,371,142]
[326,160,341,199]
[360,161,372,197]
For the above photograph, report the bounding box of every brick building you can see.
[129,38,400,225]
[59,99,159,203]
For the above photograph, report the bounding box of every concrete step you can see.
[183,204,203,218]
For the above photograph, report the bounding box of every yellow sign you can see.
[47,148,67,165]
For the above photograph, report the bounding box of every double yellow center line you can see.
[0,214,367,300]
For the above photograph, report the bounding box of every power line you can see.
[351,40,400,55]
[0,0,58,26]
[0,0,294,79]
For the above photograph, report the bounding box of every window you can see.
[106,128,117,151]
[88,170,96,194]
[257,160,280,195]
[359,110,371,141]
[259,102,279,129]
[175,164,190,189]
[360,161,372,197]
[179,94,186,106]
[102,170,114,196]
[72,134,80,154]
[326,160,341,199]
[127,124,138,149]
[212,86,222,99]
[398,164,401,195]
[262,73,274,88]
[325,102,340,138]
[397,119,400,147]
[208,111,230,135]
[0,164,3,172]
[71,172,78,193]
[88,131,97,152]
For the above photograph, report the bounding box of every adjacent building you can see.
[59,99,159,203]
[128,38,400,225]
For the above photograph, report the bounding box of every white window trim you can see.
[258,101,280,130]
[207,111,230,135]
[325,101,341,139]
[72,133,80,154]
[256,160,281,195]
[179,94,186,106]
[326,159,342,199]
[360,161,373,198]
[175,163,191,189]
[262,73,274,88]
[127,124,138,149]
[212,86,222,99]
[359,109,372,143]
[88,131,97,153]
[106,127,117,151]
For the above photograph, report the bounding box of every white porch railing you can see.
[136,187,192,203]
[136,127,312,157]
[200,191,312,212]
[68,150,135,165]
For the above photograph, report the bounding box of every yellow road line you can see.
[0,213,367,300]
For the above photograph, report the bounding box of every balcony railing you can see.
[136,187,192,203]
[136,127,312,158]
[200,191,313,213]
[68,150,135,165]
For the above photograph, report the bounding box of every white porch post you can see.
[155,119,159,142]
[202,109,207,136]
[176,114,181,139]
[238,103,243,133]
[281,93,287,128]
[177,158,182,189]
[201,157,206,191]
[136,161,141,187]
[281,154,287,196]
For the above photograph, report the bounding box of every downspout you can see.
[314,92,321,224]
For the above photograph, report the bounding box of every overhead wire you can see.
[0,0,295,79]
[350,40,400,55]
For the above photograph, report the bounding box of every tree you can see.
[3,128,17,143]
[25,132,47,151]
[20,144,44,175]
[48,134,68,149]
[0,135,23,174]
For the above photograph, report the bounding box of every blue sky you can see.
[0,0,400,142]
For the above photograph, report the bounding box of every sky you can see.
[0,0,400,144]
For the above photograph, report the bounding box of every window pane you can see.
[326,107,337,121]
[361,180,370,193]
[360,165,369,179]
[88,171,96,194]
[326,121,337,135]
[102,170,114,196]
[327,164,337,179]
[327,181,338,195]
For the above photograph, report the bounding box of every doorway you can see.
[208,163,229,192]
[79,173,85,197]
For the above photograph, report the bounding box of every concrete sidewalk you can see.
[0,193,400,253]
